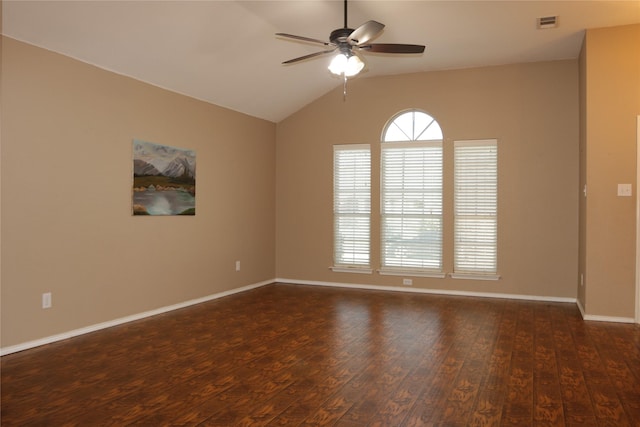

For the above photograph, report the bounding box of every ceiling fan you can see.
[276,0,425,79]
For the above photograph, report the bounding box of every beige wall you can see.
[1,37,276,348]
[5,24,636,350]
[276,60,580,299]
[579,24,640,319]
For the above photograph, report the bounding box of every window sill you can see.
[450,273,501,281]
[330,266,373,274]
[378,269,446,279]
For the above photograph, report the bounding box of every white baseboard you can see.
[276,278,577,303]
[5,278,632,356]
[577,298,586,318]
[0,279,275,356]
[581,314,635,323]
[575,297,634,323]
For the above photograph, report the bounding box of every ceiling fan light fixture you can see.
[328,52,364,77]
[278,0,424,80]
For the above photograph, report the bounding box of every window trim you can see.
[380,110,444,276]
[453,139,499,276]
[450,272,500,281]
[379,268,447,279]
[332,143,372,271]
[330,266,373,275]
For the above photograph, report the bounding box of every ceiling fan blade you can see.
[360,43,425,54]
[282,49,336,64]
[348,20,385,46]
[275,33,331,46]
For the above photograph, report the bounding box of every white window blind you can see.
[454,140,498,275]
[381,142,443,272]
[333,145,371,268]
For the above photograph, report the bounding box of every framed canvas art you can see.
[132,140,196,215]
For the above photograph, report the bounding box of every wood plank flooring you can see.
[2,283,640,426]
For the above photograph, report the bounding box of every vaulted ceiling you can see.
[3,1,639,122]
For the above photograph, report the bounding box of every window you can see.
[333,144,371,272]
[381,111,444,276]
[453,140,498,278]
[331,111,499,280]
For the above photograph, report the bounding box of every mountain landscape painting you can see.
[132,140,196,215]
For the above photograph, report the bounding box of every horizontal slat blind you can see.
[334,145,371,267]
[454,140,498,274]
[381,142,443,271]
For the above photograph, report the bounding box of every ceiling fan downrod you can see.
[344,0,348,28]
[275,0,426,81]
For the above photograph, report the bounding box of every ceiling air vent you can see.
[537,16,558,29]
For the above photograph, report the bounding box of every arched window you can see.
[380,110,444,275]
[332,109,498,279]
[382,110,443,142]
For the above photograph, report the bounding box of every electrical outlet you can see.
[42,292,52,309]
[235,260,241,272]
[403,278,413,286]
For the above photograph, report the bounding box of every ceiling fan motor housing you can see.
[330,28,355,44]
[277,1,425,66]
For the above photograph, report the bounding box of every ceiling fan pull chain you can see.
[276,0,425,84]
[343,74,348,101]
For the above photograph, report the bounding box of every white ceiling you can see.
[3,1,639,123]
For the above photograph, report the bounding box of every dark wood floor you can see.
[2,283,640,426]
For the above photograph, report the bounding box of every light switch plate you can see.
[618,183,632,196]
